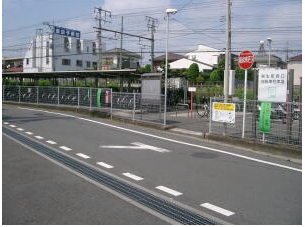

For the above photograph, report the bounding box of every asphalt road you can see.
[2,135,169,225]
[2,105,302,224]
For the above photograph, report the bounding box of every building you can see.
[23,27,106,72]
[169,58,213,71]
[155,45,223,72]
[254,55,286,69]
[2,57,23,72]
[185,45,224,67]
[101,48,141,70]
[254,40,286,69]
[154,53,184,68]
[287,55,302,85]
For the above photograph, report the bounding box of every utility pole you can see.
[146,16,158,72]
[224,0,232,102]
[119,16,123,69]
[94,7,111,70]
[223,0,232,135]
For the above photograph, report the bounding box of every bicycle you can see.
[195,103,210,119]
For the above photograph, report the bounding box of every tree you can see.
[144,64,151,72]
[210,69,222,81]
[187,63,199,81]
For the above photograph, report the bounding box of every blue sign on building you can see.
[54,26,81,38]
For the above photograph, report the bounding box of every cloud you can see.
[102,0,171,14]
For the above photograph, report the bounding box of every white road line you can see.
[122,172,144,181]
[155,186,183,196]
[9,125,16,128]
[76,153,91,159]
[200,203,235,216]
[170,128,203,136]
[3,122,9,125]
[96,161,113,169]
[17,128,24,131]
[25,132,33,135]
[18,107,302,172]
[34,136,44,140]
[59,146,72,151]
[46,140,57,145]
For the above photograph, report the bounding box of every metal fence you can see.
[2,85,165,125]
[2,85,302,148]
[209,97,302,148]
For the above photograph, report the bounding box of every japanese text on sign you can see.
[258,69,287,102]
[212,102,235,123]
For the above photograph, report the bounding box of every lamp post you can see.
[164,8,178,126]
[267,37,272,67]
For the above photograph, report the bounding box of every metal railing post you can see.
[78,87,80,108]
[57,86,60,107]
[132,93,136,121]
[19,86,21,103]
[36,86,39,104]
[90,88,92,111]
[110,89,113,119]
[209,97,212,134]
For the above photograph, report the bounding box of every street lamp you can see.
[267,37,272,67]
[164,8,178,126]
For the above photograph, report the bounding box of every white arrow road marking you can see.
[100,142,170,153]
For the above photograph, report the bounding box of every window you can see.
[92,42,96,54]
[46,41,50,65]
[76,60,83,67]
[26,58,29,65]
[86,46,89,53]
[86,61,91,68]
[92,62,97,69]
[105,57,113,65]
[76,39,81,52]
[62,59,71,66]
[64,37,70,52]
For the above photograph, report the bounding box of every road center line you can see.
[59,146,72,151]
[122,172,144,181]
[200,203,235,216]
[9,125,16,128]
[76,153,91,159]
[25,132,33,135]
[3,122,9,125]
[46,140,57,145]
[17,128,24,131]
[34,136,44,140]
[156,186,183,196]
[17,107,302,172]
[96,161,113,169]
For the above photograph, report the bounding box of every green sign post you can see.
[259,102,271,133]
[97,88,102,107]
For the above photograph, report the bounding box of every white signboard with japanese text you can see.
[188,87,196,92]
[258,69,287,102]
[212,102,235,124]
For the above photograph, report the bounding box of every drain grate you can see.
[3,126,219,225]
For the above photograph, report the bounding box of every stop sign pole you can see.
[238,50,254,138]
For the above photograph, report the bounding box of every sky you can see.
[2,0,302,65]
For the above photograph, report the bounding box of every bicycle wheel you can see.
[196,105,205,118]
